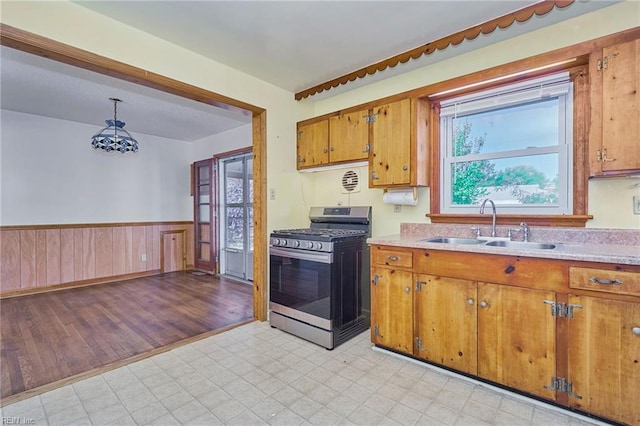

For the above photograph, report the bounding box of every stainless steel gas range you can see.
[269,206,371,349]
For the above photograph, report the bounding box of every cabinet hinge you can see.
[415,336,426,351]
[544,376,582,399]
[596,147,616,163]
[371,171,379,181]
[373,274,380,285]
[373,325,383,338]
[365,113,378,123]
[597,51,620,71]
[416,280,425,292]
[543,300,583,318]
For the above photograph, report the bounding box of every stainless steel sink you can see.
[484,240,557,250]
[421,237,557,250]
[422,237,485,245]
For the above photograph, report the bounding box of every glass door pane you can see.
[193,159,215,271]
[221,153,253,281]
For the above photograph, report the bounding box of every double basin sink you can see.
[422,237,557,250]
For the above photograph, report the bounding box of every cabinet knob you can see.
[633,327,640,336]
[387,256,400,261]
[467,298,474,305]
[404,287,410,293]
[402,165,408,171]
[323,148,328,153]
[480,301,489,308]
[330,146,335,151]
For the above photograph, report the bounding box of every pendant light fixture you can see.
[91,98,139,153]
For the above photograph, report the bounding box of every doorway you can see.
[1,26,268,320]
[219,152,253,282]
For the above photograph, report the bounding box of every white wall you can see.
[191,124,252,162]
[0,0,310,232]
[0,110,192,225]
[301,1,640,231]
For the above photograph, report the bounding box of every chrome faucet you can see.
[479,198,497,237]
[520,222,530,242]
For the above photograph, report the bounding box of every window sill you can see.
[427,214,593,228]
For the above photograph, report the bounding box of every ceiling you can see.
[1,1,618,141]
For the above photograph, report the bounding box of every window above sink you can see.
[438,72,573,216]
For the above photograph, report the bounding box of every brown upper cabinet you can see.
[296,120,329,168]
[296,109,369,169]
[328,109,370,163]
[297,97,429,188]
[589,38,640,177]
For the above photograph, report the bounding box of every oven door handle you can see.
[270,247,333,264]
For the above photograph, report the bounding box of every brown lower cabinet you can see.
[370,245,640,425]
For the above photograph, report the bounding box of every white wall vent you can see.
[341,170,361,194]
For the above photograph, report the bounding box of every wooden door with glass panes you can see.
[193,158,216,273]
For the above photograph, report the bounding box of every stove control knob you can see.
[272,239,280,246]
[316,243,323,250]
[281,239,287,246]
[306,241,314,249]
[293,240,300,248]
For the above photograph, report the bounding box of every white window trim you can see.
[439,72,573,215]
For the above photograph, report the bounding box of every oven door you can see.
[269,246,333,330]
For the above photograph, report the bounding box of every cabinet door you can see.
[297,120,328,168]
[590,39,640,175]
[370,266,413,353]
[477,283,556,400]
[567,295,640,425]
[329,110,369,163]
[370,98,412,186]
[415,274,477,375]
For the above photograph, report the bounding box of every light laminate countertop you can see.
[368,224,640,266]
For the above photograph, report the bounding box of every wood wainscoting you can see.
[0,222,194,297]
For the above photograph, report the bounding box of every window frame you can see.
[438,73,574,216]
[425,62,591,227]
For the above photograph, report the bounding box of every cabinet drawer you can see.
[569,267,640,296]
[373,249,413,268]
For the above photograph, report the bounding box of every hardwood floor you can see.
[0,271,254,404]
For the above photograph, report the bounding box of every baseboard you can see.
[0,270,161,299]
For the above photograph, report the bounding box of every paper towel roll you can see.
[382,189,418,206]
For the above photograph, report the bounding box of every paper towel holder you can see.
[383,187,417,198]
[382,187,418,206]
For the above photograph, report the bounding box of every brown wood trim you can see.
[253,111,267,321]
[571,66,590,216]
[0,25,268,321]
[298,27,640,125]
[0,24,260,116]
[295,1,575,100]
[426,214,593,227]
[213,146,253,161]
[0,221,193,231]
[0,269,160,299]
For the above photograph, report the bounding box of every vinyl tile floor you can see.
[0,321,611,426]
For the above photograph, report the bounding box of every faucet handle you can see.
[506,228,521,240]
[470,226,481,238]
[519,222,530,242]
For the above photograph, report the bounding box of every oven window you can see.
[270,254,331,320]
